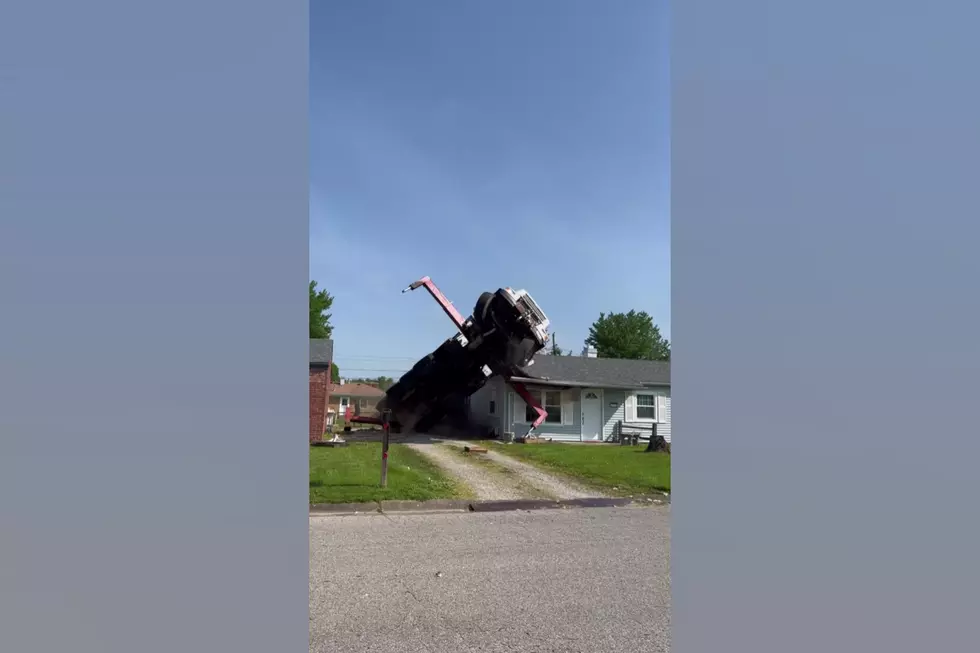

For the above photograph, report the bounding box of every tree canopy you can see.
[585,310,670,361]
[309,280,334,339]
[344,375,395,391]
[544,333,571,356]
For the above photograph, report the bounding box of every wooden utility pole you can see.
[380,409,392,487]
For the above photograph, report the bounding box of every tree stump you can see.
[644,423,668,452]
[645,435,670,453]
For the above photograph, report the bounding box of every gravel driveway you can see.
[475,443,606,499]
[404,442,526,501]
[405,441,605,501]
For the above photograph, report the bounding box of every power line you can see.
[336,355,425,361]
[337,368,410,373]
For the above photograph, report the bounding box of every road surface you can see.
[310,505,670,652]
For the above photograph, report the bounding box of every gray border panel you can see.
[0,1,309,650]
[674,1,979,651]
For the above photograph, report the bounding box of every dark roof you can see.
[328,382,386,398]
[515,354,670,389]
[310,339,333,366]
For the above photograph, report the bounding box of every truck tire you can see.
[473,292,494,328]
[504,337,539,368]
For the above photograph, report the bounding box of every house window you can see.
[636,393,657,420]
[525,390,563,424]
[489,400,496,415]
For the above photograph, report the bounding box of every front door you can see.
[338,396,350,417]
[580,389,603,441]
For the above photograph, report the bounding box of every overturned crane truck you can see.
[348,276,551,437]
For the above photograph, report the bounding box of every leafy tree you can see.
[309,280,334,339]
[345,376,395,390]
[545,334,571,356]
[585,310,670,361]
[330,362,340,384]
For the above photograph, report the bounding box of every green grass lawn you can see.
[309,443,471,504]
[484,442,670,496]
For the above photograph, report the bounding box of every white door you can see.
[338,396,350,416]
[580,389,603,441]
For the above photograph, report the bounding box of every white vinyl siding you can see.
[562,392,574,426]
[466,377,506,436]
[602,390,627,441]
[627,391,666,423]
[509,386,581,441]
[522,389,573,425]
[660,395,671,443]
[471,384,669,444]
[625,388,671,444]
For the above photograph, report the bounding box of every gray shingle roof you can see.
[516,354,669,388]
[328,382,385,398]
[310,339,333,366]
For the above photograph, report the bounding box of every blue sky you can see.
[311,1,669,379]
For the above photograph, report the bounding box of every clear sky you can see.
[311,1,669,379]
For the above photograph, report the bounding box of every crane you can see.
[347,276,550,438]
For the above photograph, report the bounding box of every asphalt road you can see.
[310,505,670,653]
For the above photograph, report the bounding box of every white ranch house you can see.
[467,349,670,443]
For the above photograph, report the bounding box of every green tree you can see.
[546,333,571,356]
[585,310,670,361]
[330,362,340,384]
[345,376,395,390]
[309,280,334,339]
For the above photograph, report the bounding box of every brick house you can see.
[309,338,333,443]
[328,382,386,421]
